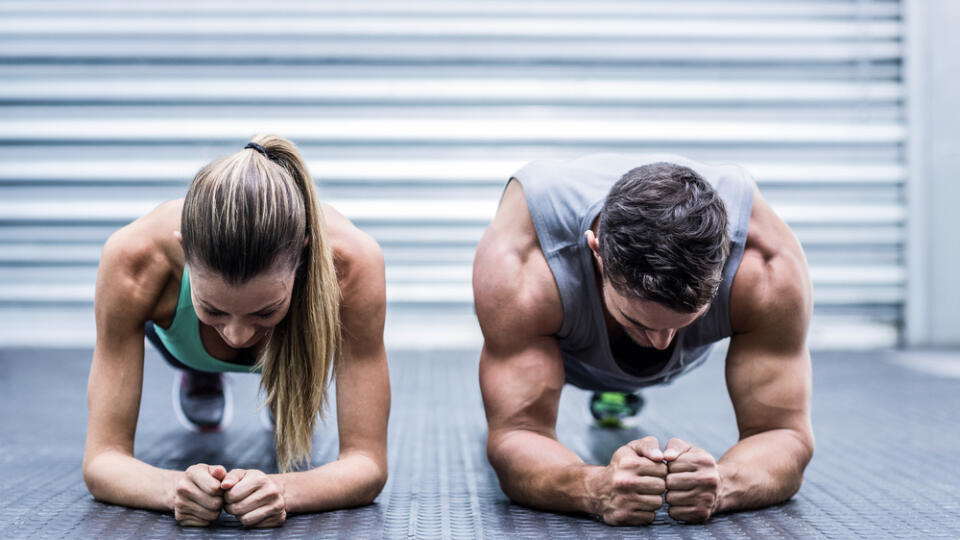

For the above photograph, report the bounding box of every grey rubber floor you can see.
[1,346,958,539]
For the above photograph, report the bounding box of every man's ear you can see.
[584,230,603,270]
[173,230,183,245]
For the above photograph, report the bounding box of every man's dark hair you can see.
[597,162,730,313]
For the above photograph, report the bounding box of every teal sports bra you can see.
[152,266,262,374]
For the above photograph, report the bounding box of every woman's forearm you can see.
[83,450,182,512]
[274,452,387,514]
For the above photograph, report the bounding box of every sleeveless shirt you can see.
[152,266,262,374]
[513,153,754,390]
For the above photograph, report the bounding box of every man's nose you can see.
[648,328,676,350]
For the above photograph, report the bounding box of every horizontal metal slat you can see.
[0,1,903,19]
[0,40,903,63]
[0,18,903,40]
[0,160,907,185]
[0,118,907,144]
[0,199,905,225]
[0,79,903,104]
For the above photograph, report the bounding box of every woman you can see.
[83,134,390,528]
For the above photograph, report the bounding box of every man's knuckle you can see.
[612,475,633,491]
[640,495,663,511]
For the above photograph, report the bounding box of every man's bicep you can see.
[479,336,566,441]
[725,332,812,442]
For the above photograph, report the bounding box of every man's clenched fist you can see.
[663,438,723,523]
[589,436,667,526]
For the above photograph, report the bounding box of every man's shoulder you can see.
[473,180,564,346]
[729,194,812,343]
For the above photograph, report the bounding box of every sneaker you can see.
[590,391,644,428]
[172,371,232,432]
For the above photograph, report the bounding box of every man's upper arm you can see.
[474,235,565,445]
[725,252,814,449]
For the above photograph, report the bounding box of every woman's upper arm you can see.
[85,232,162,460]
[334,232,389,460]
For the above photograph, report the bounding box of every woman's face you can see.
[189,262,297,349]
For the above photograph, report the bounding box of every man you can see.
[472,154,814,525]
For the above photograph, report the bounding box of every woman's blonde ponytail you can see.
[182,133,341,472]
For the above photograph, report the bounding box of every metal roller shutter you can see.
[0,0,905,349]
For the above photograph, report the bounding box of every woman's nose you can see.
[222,321,255,348]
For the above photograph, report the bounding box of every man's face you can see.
[600,279,709,350]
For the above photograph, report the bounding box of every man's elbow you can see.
[82,454,109,502]
[485,431,527,503]
[785,428,815,499]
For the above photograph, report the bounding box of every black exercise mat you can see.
[1,346,958,539]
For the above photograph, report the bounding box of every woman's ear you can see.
[173,230,183,245]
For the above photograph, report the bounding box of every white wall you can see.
[907,0,960,345]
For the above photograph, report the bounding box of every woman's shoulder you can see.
[321,203,385,305]
[97,200,184,318]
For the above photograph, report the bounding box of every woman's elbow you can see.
[353,457,388,506]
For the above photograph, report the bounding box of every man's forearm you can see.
[716,428,814,513]
[488,428,602,516]
[274,451,387,514]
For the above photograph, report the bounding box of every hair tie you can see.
[244,142,268,158]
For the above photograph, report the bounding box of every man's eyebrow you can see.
[618,307,653,330]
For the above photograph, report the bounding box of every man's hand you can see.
[589,436,667,526]
[174,464,226,527]
[663,438,722,523]
[220,469,287,528]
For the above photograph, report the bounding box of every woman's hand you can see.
[173,464,227,526]
[221,468,287,528]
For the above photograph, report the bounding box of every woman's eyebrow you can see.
[197,298,284,315]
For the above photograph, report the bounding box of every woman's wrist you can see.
[164,469,186,512]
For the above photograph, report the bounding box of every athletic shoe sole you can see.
[171,372,233,433]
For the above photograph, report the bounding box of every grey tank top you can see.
[513,153,755,390]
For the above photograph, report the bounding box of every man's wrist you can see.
[580,464,606,516]
[715,461,737,514]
